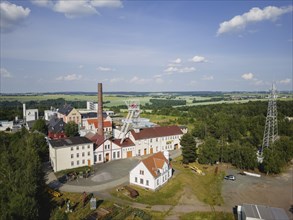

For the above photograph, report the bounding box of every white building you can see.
[128,125,183,156]
[129,151,172,190]
[25,109,39,122]
[48,137,94,172]
[0,121,13,131]
[93,138,135,163]
[86,101,98,111]
[44,109,57,121]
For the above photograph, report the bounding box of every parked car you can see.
[224,175,236,181]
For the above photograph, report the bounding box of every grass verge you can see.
[180,211,234,220]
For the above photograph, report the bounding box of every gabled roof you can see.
[130,125,183,140]
[48,117,65,133]
[87,119,112,128]
[58,104,73,116]
[85,132,105,147]
[49,136,92,148]
[112,138,135,147]
[141,152,169,178]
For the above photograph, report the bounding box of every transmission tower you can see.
[258,83,278,161]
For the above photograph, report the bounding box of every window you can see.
[98,154,102,161]
[77,153,79,158]
[88,151,90,156]
[139,170,144,175]
[88,145,90,149]
[135,177,137,183]
[150,139,152,143]
[82,152,85,157]
[77,160,79,165]
[71,154,74,159]
[77,146,79,150]
[140,178,144,184]
[82,146,85,150]
[117,151,120,158]
[146,180,149,186]
[71,147,73,151]
[71,161,74,166]
[82,159,85,164]
[157,179,159,185]
[113,152,116,159]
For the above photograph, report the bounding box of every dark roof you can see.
[112,138,135,147]
[49,136,93,148]
[58,104,73,116]
[242,204,289,220]
[84,132,105,147]
[81,112,107,119]
[48,118,65,133]
[130,125,183,140]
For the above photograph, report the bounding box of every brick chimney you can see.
[98,83,104,137]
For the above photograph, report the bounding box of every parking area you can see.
[222,164,293,218]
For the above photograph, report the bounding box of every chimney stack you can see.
[98,83,104,137]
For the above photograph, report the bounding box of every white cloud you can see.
[0,1,30,32]
[32,0,123,18]
[91,0,123,8]
[202,75,214,80]
[178,67,196,73]
[241,72,254,80]
[190,55,207,63]
[164,66,178,73]
[97,66,115,72]
[56,74,82,81]
[217,5,293,35]
[129,76,151,85]
[0,68,12,78]
[172,58,181,64]
[279,78,291,84]
[109,77,124,83]
[53,0,98,18]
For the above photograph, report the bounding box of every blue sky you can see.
[0,0,292,93]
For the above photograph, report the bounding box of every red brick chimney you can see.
[98,83,104,137]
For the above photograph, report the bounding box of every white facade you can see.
[129,132,182,157]
[44,110,57,121]
[26,109,39,122]
[0,121,13,131]
[129,152,172,190]
[86,101,98,111]
[49,137,94,172]
[94,139,135,163]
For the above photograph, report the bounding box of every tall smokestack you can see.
[98,83,104,137]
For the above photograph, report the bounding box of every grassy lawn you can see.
[180,211,235,220]
[111,177,183,205]
[140,113,179,125]
[111,156,224,207]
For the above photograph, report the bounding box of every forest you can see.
[0,129,50,219]
[175,101,293,174]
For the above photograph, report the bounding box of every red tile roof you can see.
[85,132,105,147]
[131,125,183,140]
[112,138,135,147]
[141,152,169,178]
[87,119,112,128]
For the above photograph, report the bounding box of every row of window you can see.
[95,151,121,162]
[134,177,149,186]
[149,135,179,143]
[68,116,80,122]
[71,151,91,158]
[71,145,91,151]
[71,159,86,166]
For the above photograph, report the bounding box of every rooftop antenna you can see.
[119,99,140,144]
[258,83,278,162]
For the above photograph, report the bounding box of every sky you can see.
[0,0,292,93]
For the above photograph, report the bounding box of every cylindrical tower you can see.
[98,83,104,137]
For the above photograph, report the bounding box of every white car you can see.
[224,175,236,181]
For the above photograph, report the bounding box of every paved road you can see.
[45,149,182,193]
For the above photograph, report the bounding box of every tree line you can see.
[0,129,50,219]
[176,101,293,174]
